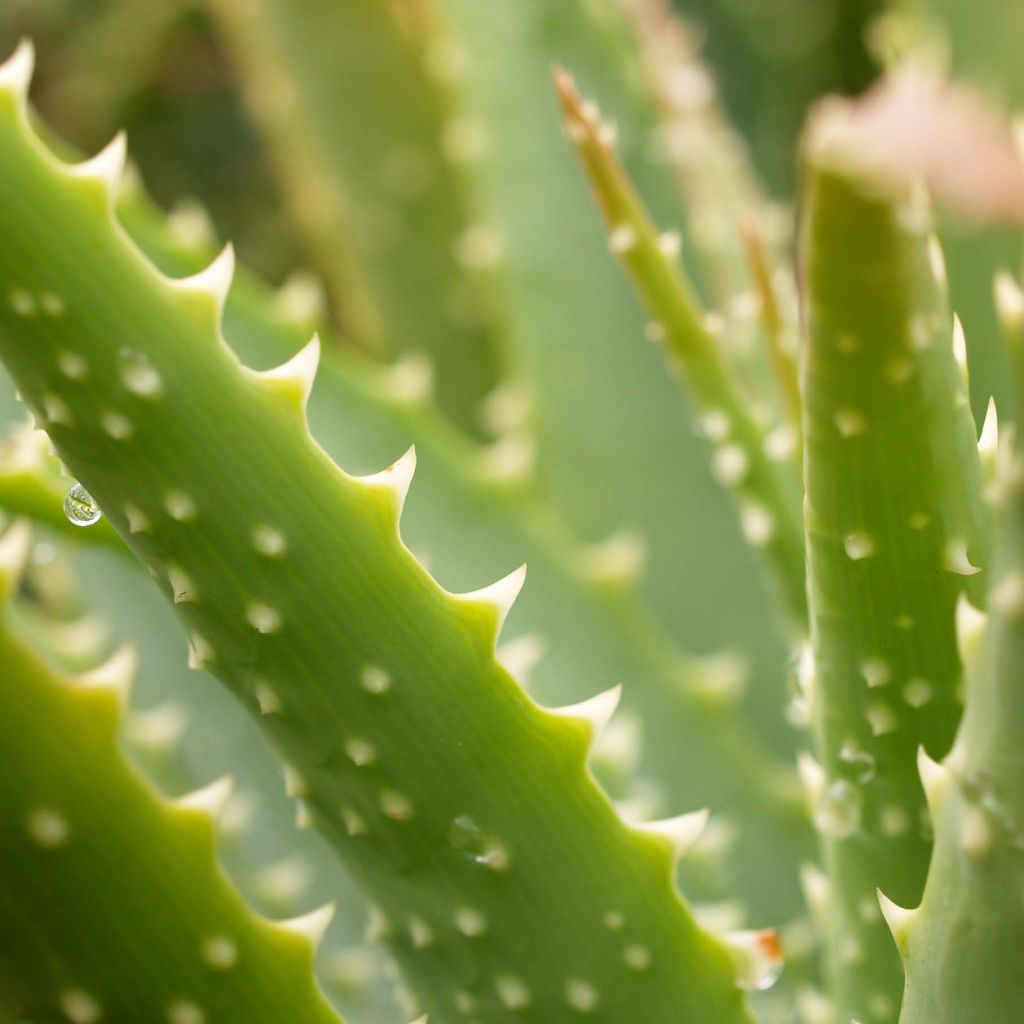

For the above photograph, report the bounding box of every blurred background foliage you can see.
[2,0,1013,510]
[0,0,886,269]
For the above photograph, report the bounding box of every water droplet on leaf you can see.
[64,483,101,527]
[840,742,877,784]
[448,814,510,870]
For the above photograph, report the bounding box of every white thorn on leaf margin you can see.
[175,775,234,820]
[877,889,916,951]
[77,643,137,703]
[550,685,622,742]
[634,808,709,858]
[917,746,949,809]
[68,131,127,197]
[955,592,988,662]
[0,40,34,102]
[357,446,416,511]
[279,902,335,948]
[171,242,235,316]
[257,333,321,412]
[978,397,998,463]
[458,564,527,635]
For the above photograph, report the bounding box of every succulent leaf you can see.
[0,521,344,1024]
[894,280,1024,1023]
[556,70,807,630]
[0,52,758,1023]
[0,143,812,928]
[799,100,989,1021]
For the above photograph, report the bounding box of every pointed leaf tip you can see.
[256,332,321,412]
[357,445,417,511]
[552,67,580,110]
[176,775,234,820]
[77,643,137,703]
[279,902,335,948]
[877,889,916,952]
[944,537,982,576]
[172,242,235,316]
[551,685,622,742]
[0,40,34,101]
[956,592,988,662]
[917,746,948,808]
[68,131,127,197]
[952,314,968,371]
[978,397,999,462]
[635,808,709,858]
[459,564,527,635]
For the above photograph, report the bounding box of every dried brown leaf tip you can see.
[805,66,1024,223]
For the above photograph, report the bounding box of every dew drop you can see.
[840,742,877,784]
[447,814,510,870]
[448,814,484,852]
[64,483,102,527]
[814,779,862,839]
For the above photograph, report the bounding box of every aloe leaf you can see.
[0,521,344,1024]
[798,101,988,1021]
[0,45,762,1022]
[889,275,1024,1024]
[0,121,811,927]
[621,0,803,426]
[555,71,806,630]
[203,0,510,436]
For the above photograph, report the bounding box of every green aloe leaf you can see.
[0,43,765,1023]
[0,521,344,1024]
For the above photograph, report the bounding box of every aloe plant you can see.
[0,1,1022,1021]
[0,520,345,1024]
